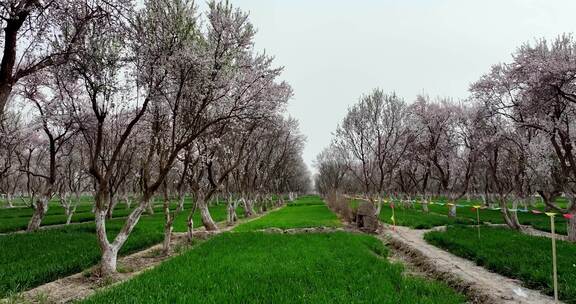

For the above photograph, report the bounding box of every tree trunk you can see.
[197,197,218,231]
[0,84,13,120]
[422,199,429,213]
[123,194,131,209]
[96,192,147,277]
[178,193,185,211]
[65,201,76,225]
[262,198,268,212]
[162,201,174,255]
[27,196,49,231]
[374,197,382,217]
[500,199,521,230]
[448,202,457,217]
[106,193,118,219]
[94,203,116,276]
[243,198,256,217]
[187,215,194,243]
[146,198,155,215]
[65,208,74,225]
[6,193,13,208]
[227,200,237,226]
[100,245,118,276]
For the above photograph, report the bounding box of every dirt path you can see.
[380,225,559,304]
[13,207,283,304]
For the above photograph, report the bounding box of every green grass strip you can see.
[234,196,341,231]
[425,226,576,303]
[83,232,466,304]
[0,203,239,297]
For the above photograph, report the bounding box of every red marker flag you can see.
[563,213,574,220]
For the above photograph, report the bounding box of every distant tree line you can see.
[316,34,576,241]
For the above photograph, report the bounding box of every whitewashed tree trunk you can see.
[178,193,185,211]
[146,198,155,215]
[242,198,256,217]
[96,193,147,276]
[65,201,75,225]
[422,199,429,213]
[124,193,132,210]
[100,244,119,276]
[500,199,521,230]
[162,202,174,255]
[197,195,218,231]
[374,196,382,216]
[6,194,13,208]
[448,202,457,217]
[226,198,238,226]
[187,215,194,243]
[60,193,77,225]
[27,196,49,231]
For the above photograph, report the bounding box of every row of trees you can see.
[0,0,309,276]
[315,34,576,241]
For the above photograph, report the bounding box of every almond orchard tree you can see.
[183,120,259,235]
[333,89,410,214]
[64,0,163,276]
[314,145,349,195]
[17,67,77,231]
[314,143,365,196]
[130,0,291,253]
[472,108,528,230]
[0,111,23,207]
[53,0,293,274]
[319,95,480,219]
[471,34,576,240]
[230,116,308,215]
[0,0,106,121]
[58,137,90,224]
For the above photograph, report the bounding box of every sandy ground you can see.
[380,225,560,304]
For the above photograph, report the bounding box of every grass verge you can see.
[379,205,473,229]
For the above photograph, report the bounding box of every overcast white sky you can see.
[225,0,576,174]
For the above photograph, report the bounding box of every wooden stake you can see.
[391,203,396,231]
[476,207,481,240]
[550,214,559,303]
